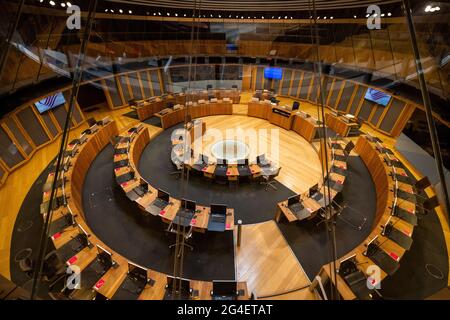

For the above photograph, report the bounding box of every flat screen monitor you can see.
[34,92,66,113]
[264,67,283,80]
[210,204,227,215]
[309,184,319,197]
[181,199,196,212]
[288,194,300,206]
[166,276,190,295]
[127,262,148,283]
[364,88,391,107]
[157,189,170,202]
[212,281,238,296]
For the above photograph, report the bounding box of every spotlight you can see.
[366,13,370,18]
[381,13,385,17]
[104,9,108,12]
[119,9,123,13]
[425,5,432,12]
[387,12,392,16]
[129,10,132,14]
[60,2,65,7]
[184,13,187,17]
[324,16,327,19]
[353,15,357,18]
[262,16,264,19]
[66,2,71,7]
[175,13,178,17]
[218,14,221,18]
[330,16,333,19]
[49,0,55,5]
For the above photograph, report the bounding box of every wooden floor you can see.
[235,221,317,299]
[1,92,449,298]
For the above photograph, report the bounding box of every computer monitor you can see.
[381,216,393,236]
[86,117,97,127]
[157,189,170,202]
[79,133,88,145]
[210,204,227,215]
[96,244,113,269]
[76,224,91,248]
[256,154,266,164]
[202,154,209,164]
[217,159,228,165]
[292,101,300,111]
[309,184,319,197]
[166,276,191,295]
[364,235,379,256]
[338,254,358,277]
[139,178,149,191]
[212,281,238,297]
[287,194,301,206]
[181,199,196,212]
[237,159,249,166]
[127,262,148,284]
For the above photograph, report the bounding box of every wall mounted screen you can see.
[34,92,65,113]
[364,88,391,107]
[264,67,282,80]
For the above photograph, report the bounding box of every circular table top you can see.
[210,139,250,162]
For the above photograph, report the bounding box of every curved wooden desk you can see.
[155,99,233,130]
[312,135,417,299]
[41,121,248,300]
[275,138,348,223]
[114,126,235,232]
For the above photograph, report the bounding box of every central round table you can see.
[210,139,250,162]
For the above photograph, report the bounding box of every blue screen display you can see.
[34,92,66,113]
[364,88,392,107]
[264,67,283,80]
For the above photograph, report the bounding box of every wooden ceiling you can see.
[105,0,402,12]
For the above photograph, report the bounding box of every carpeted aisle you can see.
[10,158,57,298]
[82,144,236,281]
[138,123,297,224]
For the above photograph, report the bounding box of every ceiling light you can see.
[60,2,65,7]
[330,16,333,19]
[184,14,186,17]
[366,13,370,18]
[167,12,170,16]
[129,10,132,14]
[387,12,392,16]
[381,13,385,17]
[104,9,108,12]
[353,15,357,18]
[218,14,221,18]
[119,9,123,13]
[66,2,71,7]
[262,16,264,19]
[49,1,55,5]
[425,5,432,12]
[111,9,114,13]
[436,6,440,11]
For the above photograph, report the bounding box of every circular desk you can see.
[210,140,250,163]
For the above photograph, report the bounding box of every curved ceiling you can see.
[106,0,402,12]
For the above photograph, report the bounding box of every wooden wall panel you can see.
[290,70,302,97]
[128,72,143,100]
[0,126,25,169]
[150,70,161,96]
[15,106,50,147]
[379,98,407,133]
[281,69,292,96]
[327,79,343,109]
[2,117,34,155]
[139,71,152,98]
[119,75,133,102]
[357,99,376,121]
[348,85,366,115]
[337,81,356,112]
[369,104,385,126]
[298,72,312,100]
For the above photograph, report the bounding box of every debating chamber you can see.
[0,0,449,304]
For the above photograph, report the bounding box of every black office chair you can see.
[86,117,97,127]
[417,195,440,216]
[43,251,67,289]
[260,167,281,191]
[292,101,300,111]
[415,176,431,193]
[167,102,174,109]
